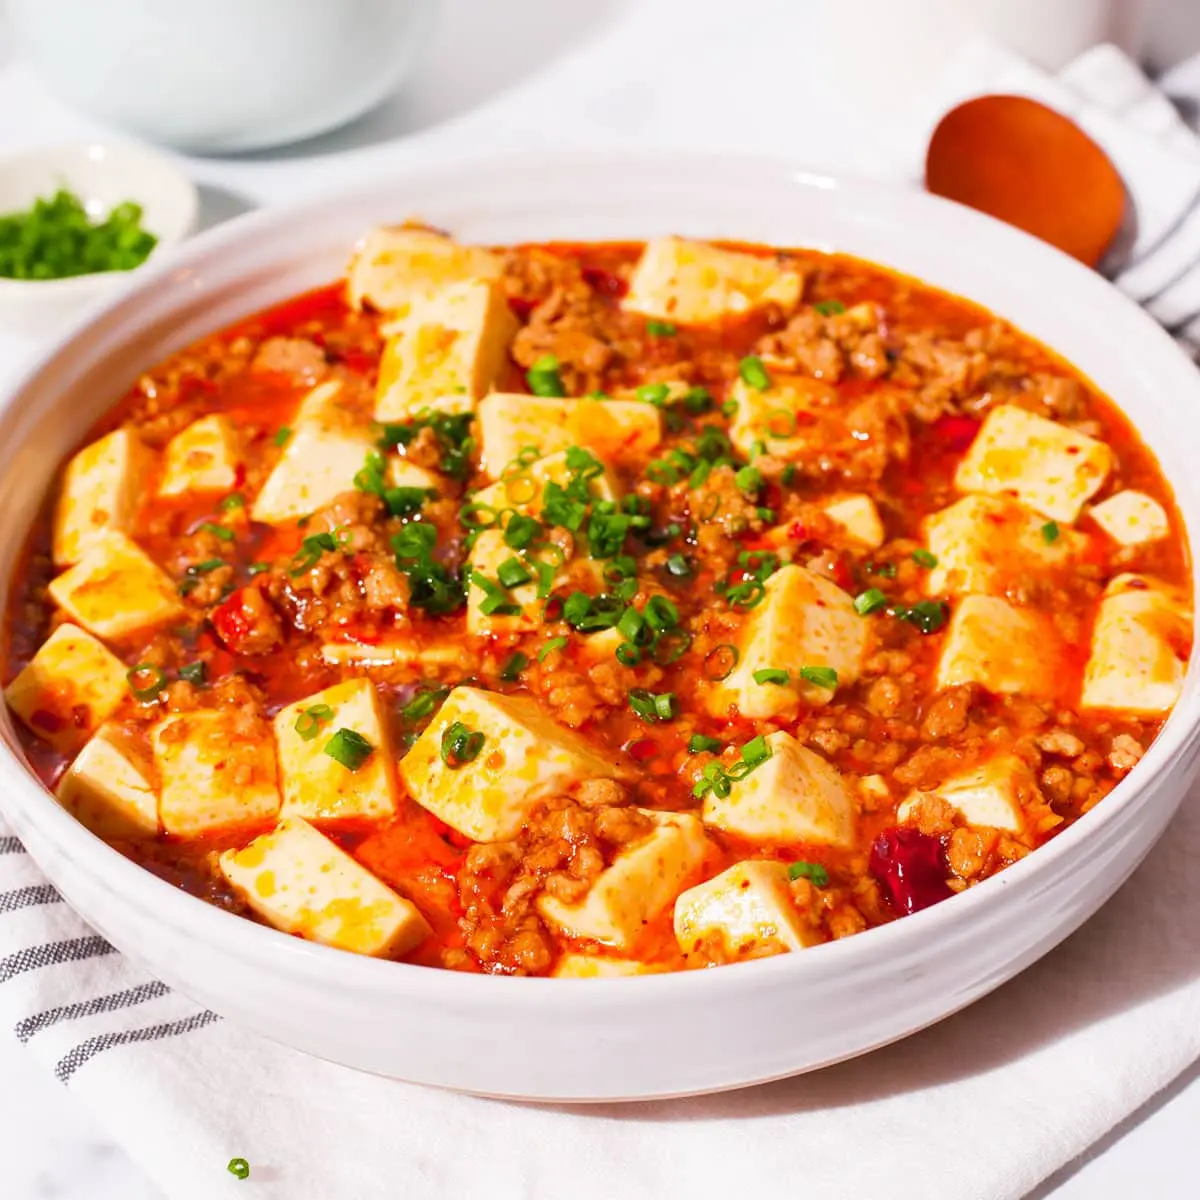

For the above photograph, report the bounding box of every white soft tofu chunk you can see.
[319,635,468,670]
[157,415,242,497]
[537,811,712,949]
[1089,490,1170,547]
[52,428,151,567]
[822,494,885,549]
[55,725,158,839]
[399,686,623,841]
[466,529,541,637]
[152,711,280,836]
[706,564,869,720]
[251,381,375,525]
[923,495,1086,597]
[954,404,1114,523]
[48,533,184,642]
[219,817,431,959]
[551,955,664,978]
[374,279,517,421]
[702,730,856,847]
[384,456,442,492]
[1081,574,1193,714]
[623,237,803,325]
[469,448,621,517]
[476,394,661,478]
[4,624,127,754]
[347,225,502,314]
[674,860,819,964]
[936,595,1063,697]
[727,374,838,460]
[897,753,1033,834]
[273,678,398,824]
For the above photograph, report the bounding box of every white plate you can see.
[0,151,1197,1101]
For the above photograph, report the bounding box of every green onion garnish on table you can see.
[0,188,158,280]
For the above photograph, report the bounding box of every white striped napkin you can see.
[4,39,1200,1200]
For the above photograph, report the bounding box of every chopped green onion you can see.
[911,548,938,568]
[869,561,898,579]
[643,594,679,632]
[895,599,949,635]
[740,735,771,768]
[246,561,270,576]
[500,651,529,682]
[289,531,338,575]
[178,661,207,686]
[739,355,771,390]
[497,557,533,589]
[324,727,374,771]
[788,861,830,886]
[439,720,485,768]
[400,687,449,724]
[703,643,739,681]
[854,588,888,616]
[688,733,723,754]
[527,353,566,398]
[539,636,568,661]
[294,703,334,742]
[753,667,789,686]
[629,688,675,723]
[273,426,292,446]
[227,1157,251,1181]
[645,320,677,337]
[1042,521,1060,544]
[615,642,641,666]
[197,522,235,542]
[734,465,763,494]
[218,492,246,511]
[799,665,839,690]
[814,300,846,316]
[721,398,738,417]
[126,663,167,701]
[665,553,692,579]
[618,606,647,643]
[636,382,671,406]
[504,513,541,549]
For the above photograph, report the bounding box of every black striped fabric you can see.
[55,1009,221,1083]
[0,935,116,985]
[16,981,171,1043]
[0,884,60,915]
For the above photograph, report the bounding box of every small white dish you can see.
[0,142,198,335]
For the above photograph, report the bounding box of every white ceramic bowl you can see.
[1,152,1198,1102]
[7,0,437,153]
[0,142,197,335]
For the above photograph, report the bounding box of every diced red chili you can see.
[209,589,253,652]
[869,827,953,915]
[582,265,627,298]
[931,414,981,452]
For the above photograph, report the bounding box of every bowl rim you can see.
[0,139,199,295]
[2,145,1199,1009]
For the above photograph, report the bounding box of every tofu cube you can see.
[251,382,376,524]
[936,595,1064,697]
[897,753,1033,833]
[48,533,184,642]
[469,448,621,517]
[273,679,399,824]
[399,686,623,842]
[374,279,517,421]
[955,404,1114,523]
[4,624,128,753]
[319,635,468,670]
[152,711,280,836]
[702,730,856,847]
[1081,574,1192,714]
[822,494,885,548]
[674,860,820,964]
[347,225,502,314]
[551,955,664,978]
[219,817,431,958]
[385,456,442,492]
[55,725,158,839]
[706,564,869,720]
[923,495,1087,597]
[477,394,661,478]
[623,237,804,325]
[537,811,712,949]
[158,415,242,497]
[1088,490,1170,547]
[52,428,151,567]
[726,374,839,460]
[466,529,542,637]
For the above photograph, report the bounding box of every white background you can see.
[2,1,1200,1196]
